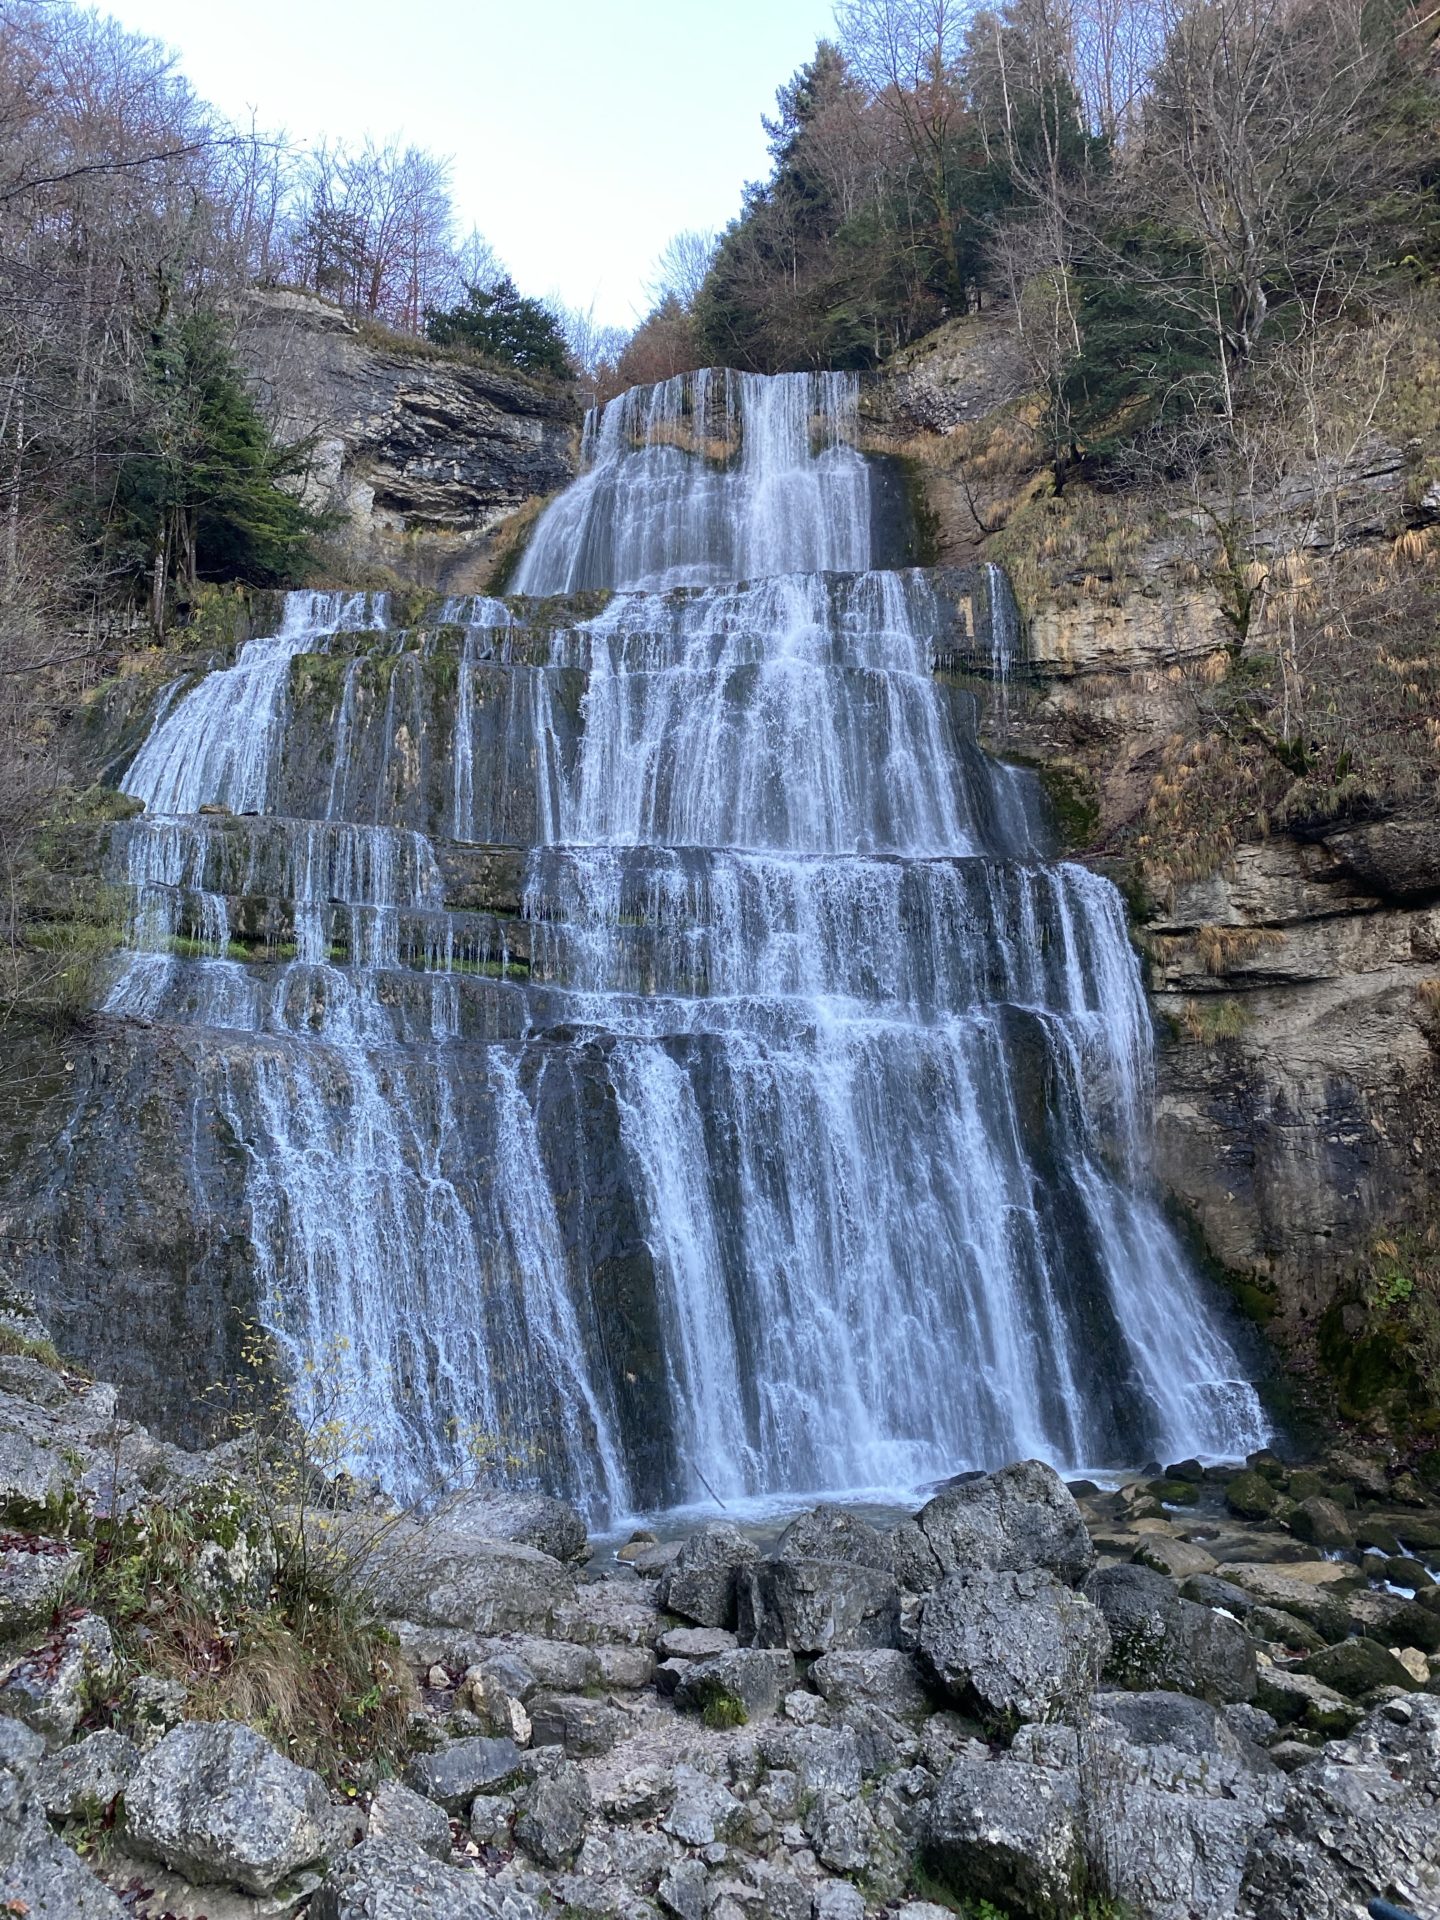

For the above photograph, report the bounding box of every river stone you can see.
[367,1777,452,1861]
[739,1555,901,1653]
[1297,1638,1420,1698]
[311,1834,541,1918]
[1252,1664,1362,1736]
[918,1568,1110,1727]
[1248,1605,1327,1654]
[810,1648,933,1722]
[406,1735,526,1810]
[124,1720,336,1896]
[0,1611,116,1746]
[773,1504,893,1570]
[1288,1497,1354,1550]
[658,1856,707,1920]
[308,1513,573,1635]
[514,1762,591,1867]
[527,1690,626,1756]
[35,1727,139,1819]
[658,1523,759,1629]
[924,1752,1081,1915]
[674,1648,796,1722]
[892,1460,1095,1592]
[1225,1470,1282,1520]
[1133,1535,1218,1581]
[1085,1564,1257,1705]
[441,1490,588,1564]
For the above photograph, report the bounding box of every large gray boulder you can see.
[305,1512,572,1635]
[925,1752,1082,1917]
[673,1648,796,1723]
[810,1648,934,1723]
[527,1691,626,1756]
[1094,1691,1275,1773]
[918,1568,1110,1728]
[892,1460,1095,1592]
[514,1761,592,1867]
[123,1719,337,1895]
[1240,1696,1440,1919]
[366,1778,452,1861]
[311,1834,542,1918]
[406,1736,526,1811]
[772,1504,893,1570]
[440,1490,588,1564]
[739,1555,901,1654]
[1085,1564,1257,1705]
[657,1523,758,1629]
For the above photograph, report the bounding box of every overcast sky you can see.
[101,0,836,328]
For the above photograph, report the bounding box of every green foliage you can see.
[109,312,322,609]
[1062,246,1219,451]
[425,276,571,377]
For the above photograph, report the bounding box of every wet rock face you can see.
[232,288,580,590]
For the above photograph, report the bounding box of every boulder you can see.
[924,1753,1082,1917]
[673,1648,796,1724]
[1296,1638,1420,1699]
[758,1722,865,1797]
[527,1691,626,1756]
[1094,1691,1275,1772]
[593,1643,654,1689]
[483,1635,594,1695]
[514,1762,591,1867]
[308,1512,573,1635]
[124,1719,336,1896]
[739,1556,901,1654]
[366,1777,452,1861]
[1252,1665,1362,1737]
[1133,1536,1218,1581]
[0,1612,116,1746]
[657,1523,758,1629]
[34,1728,139,1820]
[657,1626,738,1660]
[440,1489,588,1564]
[311,1834,540,1918]
[918,1568,1110,1727]
[1240,1696,1440,1918]
[772,1504,893,1570]
[810,1648,934,1723]
[1288,1497,1354,1551]
[0,1537,80,1639]
[891,1460,1095,1592]
[1225,1471,1282,1520]
[1085,1564,1257,1705]
[406,1735,526,1811]
[0,1718,125,1918]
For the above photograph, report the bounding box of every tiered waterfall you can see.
[98,369,1266,1519]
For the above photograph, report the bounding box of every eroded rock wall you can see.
[230,291,580,588]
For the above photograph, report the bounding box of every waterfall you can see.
[93,370,1267,1520]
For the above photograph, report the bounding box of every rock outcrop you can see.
[230,290,579,587]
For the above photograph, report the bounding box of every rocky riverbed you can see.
[0,1310,1437,1920]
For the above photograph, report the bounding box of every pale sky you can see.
[102,0,837,329]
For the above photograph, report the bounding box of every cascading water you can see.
[97,366,1266,1521]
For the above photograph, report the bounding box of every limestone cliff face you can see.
[874,317,1440,1416]
[231,291,580,588]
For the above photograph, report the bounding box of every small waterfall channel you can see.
[96,369,1266,1521]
